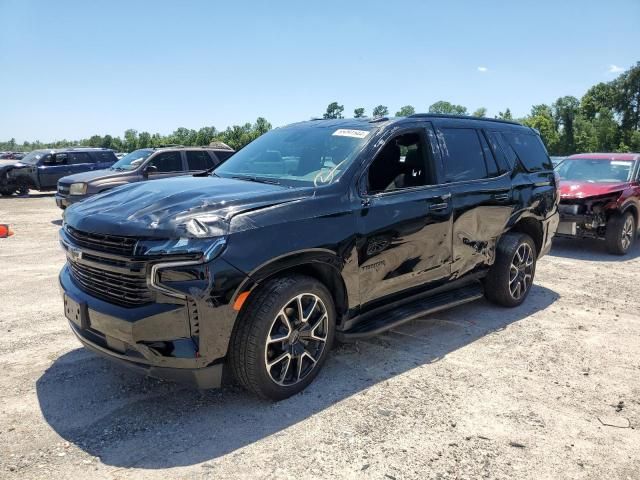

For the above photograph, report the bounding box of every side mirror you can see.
[144,165,158,177]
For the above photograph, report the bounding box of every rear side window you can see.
[70,153,92,165]
[501,131,552,172]
[148,152,183,172]
[94,151,115,163]
[186,151,215,170]
[214,150,234,162]
[439,128,487,182]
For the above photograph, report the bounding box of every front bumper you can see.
[557,212,605,240]
[59,260,240,389]
[55,193,86,209]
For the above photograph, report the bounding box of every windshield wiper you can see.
[230,175,281,185]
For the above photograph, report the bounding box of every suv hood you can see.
[559,181,628,200]
[0,160,25,174]
[64,175,307,238]
[59,169,130,185]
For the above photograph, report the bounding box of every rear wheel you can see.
[484,233,537,308]
[606,211,635,255]
[229,275,335,401]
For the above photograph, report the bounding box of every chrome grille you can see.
[68,259,152,307]
[66,226,138,256]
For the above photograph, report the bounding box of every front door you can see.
[356,124,452,310]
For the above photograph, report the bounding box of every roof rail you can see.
[408,113,521,125]
[369,116,389,123]
[155,144,185,148]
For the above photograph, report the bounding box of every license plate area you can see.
[557,221,577,235]
[64,294,88,329]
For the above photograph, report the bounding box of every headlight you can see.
[135,237,226,262]
[69,183,87,195]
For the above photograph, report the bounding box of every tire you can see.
[605,211,636,255]
[0,189,15,197]
[484,233,537,308]
[228,274,336,401]
[15,179,30,196]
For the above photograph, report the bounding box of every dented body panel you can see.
[58,116,559,388]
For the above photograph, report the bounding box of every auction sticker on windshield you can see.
[332,129,370,138]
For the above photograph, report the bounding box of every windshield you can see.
[111,149,153,171]
[214,124,374,186]
[18,150,50,165]
[556,158,635,183]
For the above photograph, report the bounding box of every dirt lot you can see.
[0,193,639,480]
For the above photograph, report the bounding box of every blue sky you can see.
[1,0,638,143]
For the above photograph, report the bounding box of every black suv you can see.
[55,145,235,209]
[59,115,559,400]
[1,148,117,196]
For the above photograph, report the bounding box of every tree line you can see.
[2,63,638,156]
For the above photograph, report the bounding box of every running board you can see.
[336,283,484,341]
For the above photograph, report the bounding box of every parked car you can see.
[55,145,235,209]
[0,148,117,196]
[59,115,559,400]
[556,153,640,254]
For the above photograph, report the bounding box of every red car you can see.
[556,153,640,254]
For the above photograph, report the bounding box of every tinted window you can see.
[68,153,92,165]
[214,150,234,162]
[484,131,511,171]
[94,151,115,163]
[148,152,183,172]
[501,132,552,172]
[478,132,499,176]
[186,151,215,171]
[439,128,487,182]
[52,153,68,165]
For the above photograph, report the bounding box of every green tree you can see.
[522,104,559,153]
[101,134,113,149]
[372,105,389,117]
[581,82,617,120]
[323,102,344,119]
[428,101,467,115]
[496,108,513,120]
[87,135,103,147]
[472,107,487,118]
[137,131,152,148]
[353,107,365,118]
[123,129,138,152]
[553,96,580,155]
[253,117,272,136]
[395,105,415,117]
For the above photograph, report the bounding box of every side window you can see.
[95,151,114,163]
[68,153,91,165]
[439,128,487,182]
[501,131,553,172]
[478,132,500,176]
[186,151,215,171]
[484,131,512,171]
[215,150,234,162]
[367,131,431,193]
[147,152,183,172]
[53,153,69,165]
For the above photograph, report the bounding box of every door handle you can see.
[492,193,510,201]
[429,202,449,211]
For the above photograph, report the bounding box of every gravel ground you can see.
[0,193,639,480]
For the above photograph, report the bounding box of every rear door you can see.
[357,122,453,309]
[66,152,97,176]
[434,124,514,277]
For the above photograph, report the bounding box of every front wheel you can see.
[0,188,15,197]
[229,275,335,401]
[606,211,636,255]
[484,233,537,308]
